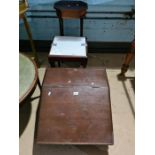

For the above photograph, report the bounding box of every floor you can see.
[19,52,135,155]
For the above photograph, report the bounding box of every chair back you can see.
[54,0,88,19]
[54,1,88,36]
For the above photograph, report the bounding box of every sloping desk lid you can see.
[42,68,109,88]
[36,68,113,145]
[37,86,113,145]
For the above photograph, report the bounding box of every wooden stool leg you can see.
[80,18,83,37]
[81,59,87,68]
[49,61,56,67]
[23,15,39,66]
[59,18,64,36]
[58,61,61,67]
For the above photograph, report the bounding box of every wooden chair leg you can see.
[119,52,134,77]
[37,78,42,91]
[118,40,135,78]
[23,15,39,67]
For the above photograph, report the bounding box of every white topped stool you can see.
[48,36,88,67]
[48,0,88,68]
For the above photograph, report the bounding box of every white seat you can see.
[49,36,87,57]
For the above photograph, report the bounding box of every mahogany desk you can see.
[36,68,113,145]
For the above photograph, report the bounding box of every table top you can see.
[19,53,38,104]
[36,68,113,145]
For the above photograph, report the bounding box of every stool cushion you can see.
[49,36,87,57]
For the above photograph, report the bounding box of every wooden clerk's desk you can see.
[36,68,113,146]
